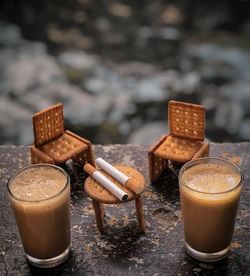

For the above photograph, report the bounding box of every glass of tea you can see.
[179,157,243,262]
[7,164,71,268]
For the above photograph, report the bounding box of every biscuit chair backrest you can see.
[168,100,205,141]
[32,103,65,147]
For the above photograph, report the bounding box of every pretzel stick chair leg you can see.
[135,196,146,233]
[92,199,105,234]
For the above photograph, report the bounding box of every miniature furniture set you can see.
[31,100,209,234]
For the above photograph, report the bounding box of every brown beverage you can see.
[8,164,70,267]
[179,158,243,262]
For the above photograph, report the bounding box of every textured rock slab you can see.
[0,143,249,275]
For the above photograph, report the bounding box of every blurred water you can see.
[0,0,250,145]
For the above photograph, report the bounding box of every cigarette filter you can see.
[95,158,141,194]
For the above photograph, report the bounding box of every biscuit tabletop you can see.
[84,165,145,204]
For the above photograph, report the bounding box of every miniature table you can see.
[0,143,249,275]
[84,165,146,234]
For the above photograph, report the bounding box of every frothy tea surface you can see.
[181,163,241,193]
[8,165,70,260]
[180,160,243,254]
[10,166,67,201]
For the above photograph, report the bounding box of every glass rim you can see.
[7,163,70,203]
[179,157,244,195]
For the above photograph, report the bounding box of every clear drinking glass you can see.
[179,157,243,262]
[7,164,71,268]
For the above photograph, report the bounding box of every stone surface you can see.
[0,143,249,275]
[0,22,21,46]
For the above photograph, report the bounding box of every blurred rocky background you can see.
[0,0,250,145]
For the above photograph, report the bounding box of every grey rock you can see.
[158,27,181,41]
[153,70,179,85]
[119,120,132,136]
[101,32,127,45]
[128,121,167,145]
[193,6,229,31]
[0,98,33,145]
[0,43,65,95]
[21,82,91,113]
[137,27,181,41]
[239,119,250,140]
[0,22,21,46]
[18,40,47,56]
[114,62,158,77]
[200,88,221,111]
[149,70,200,95]
[64,95,112,126]
[17,123,34,145]
[84,66,122,95]
[137,27,153,41]
[108,3,132,18]
[135,79,167,102]
[169,72,200,94]
[213,100,244,134]
[185,42,250,82]
[179,72,200,94]
[108,94,136,123]
[84,66,170,102]
[220,81,250,105]
[95,17,111,32]
[58,50,98,70]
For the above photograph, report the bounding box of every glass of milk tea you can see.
[179,157,243,262]
[7,164,71,268]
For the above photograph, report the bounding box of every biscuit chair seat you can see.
[154,135,203,163]
[39,131,88,165]
[30,103,95,166]
[148,100,210,183]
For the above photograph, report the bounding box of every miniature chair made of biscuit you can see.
[30,103,95,166]
[148,100,210,183]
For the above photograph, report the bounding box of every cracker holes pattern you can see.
[40,133,87,164]
[155,136,202,162]
[169,102,205,141]
[33,104,64,146]
[153,156,168,180]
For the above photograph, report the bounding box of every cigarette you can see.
[95,158,141,194]
[84,163,128,201]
